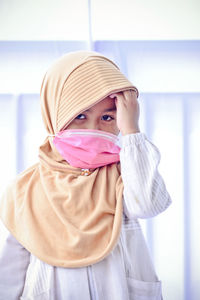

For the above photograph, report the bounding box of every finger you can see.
[125,91,140,111]
[114,93,128,108]
[123,90,137,102]
[130,89,139,99]
[110,90,137,99]
[109,92,123,99]
[109,93,117,99]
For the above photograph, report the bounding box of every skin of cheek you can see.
[102,122,119,135]
[93,117,119,134]
[69,121,119,135]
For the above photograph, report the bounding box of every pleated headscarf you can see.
[0,51,138,267]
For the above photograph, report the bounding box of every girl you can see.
[0,51,171,299]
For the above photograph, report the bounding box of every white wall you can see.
[0,0,199,40]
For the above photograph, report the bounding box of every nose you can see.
[86,120,100,130]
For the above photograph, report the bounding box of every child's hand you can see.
[110,90,140,136]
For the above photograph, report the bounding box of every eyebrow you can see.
[85,107,116,113]
[103,107,116,112]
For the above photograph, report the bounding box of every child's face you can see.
[66,97,119,135]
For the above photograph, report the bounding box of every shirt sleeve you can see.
[0,219,30,299]
[120,133,172,219]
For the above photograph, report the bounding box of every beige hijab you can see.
[0,51,138,267]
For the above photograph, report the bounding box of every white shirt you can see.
[0,133,171,300]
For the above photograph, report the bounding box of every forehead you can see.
[85,96,116,112]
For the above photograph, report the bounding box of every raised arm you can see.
[120,133,172,218]
[112,90,171,218]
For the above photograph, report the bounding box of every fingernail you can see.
[109,93,118,99]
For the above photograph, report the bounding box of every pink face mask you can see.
[52,129,121,169]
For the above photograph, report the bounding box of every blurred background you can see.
[0,0,200,299]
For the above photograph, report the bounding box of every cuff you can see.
[121,132,146,147]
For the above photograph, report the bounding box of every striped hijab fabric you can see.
[57,56,138,131]
[40,51,138,133]
[0,51,138,267]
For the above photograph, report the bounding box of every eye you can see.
[101,115,114,121]
[75,114,86,120]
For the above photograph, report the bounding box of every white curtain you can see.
[0,2,200,298]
